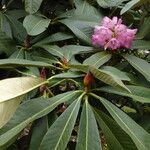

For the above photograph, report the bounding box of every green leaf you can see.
[0,58,54,68]
[97,0,126,8]
[99,85,150,103]
[38,45,64,58]
[0,77,45,128]
[29,112,57,150]
[39,95,83,150]
[94,109,137,150]
[123,54,150,82]
[74,0,102,16]
[120,0,140,15]
[60,15,99,44]
[4,13,27,41]
[70,64,89,73]
[23,15,50,36]
[29,117,48,150]
[51,71,84,79]
[0,91,82,149]
[76,99,102,150]
[83,52,112,68]
[62,45,93,60]
[132,40,150,49]
[136,17,150,39]
[90,67,130,92]
[34,32,74,46]
[0,13,12,38]
[101,66,130,81]
[0,31,16,55]
[25,0,43,14]
[91,94,150,150]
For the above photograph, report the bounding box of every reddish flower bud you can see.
[40,67,46,79]
[39,85,47,93]
[83,72,93,87]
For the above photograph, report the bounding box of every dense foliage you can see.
[0,0,150,150]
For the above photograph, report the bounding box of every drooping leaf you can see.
[33,32,74,46]
[0,77,45,128]
[0,91,82,149]
[38,45,64,58]
[25,0,43,14]
[94,109,137,150]
[0,58,54,68]
[29,117,48,150]
[39,95,83,150]
[60,15,99,44]
[101,66,130,81]
[90,67,130,92]
[0,31,16,55]
[23,15,50,36]
[123,54,150,82]
[76,99,102,150]
[62,45,93,60]
[136,17,150,39]
[120,0,140,15]
[99,85,150,103]
[132,40,150,49]
[74,0,102,16]
[91,94,150,150]
[4,13,27,41]
[97,0,126,8]
[51,71,84,79]
[0,13,12,38]
[83,51,112,68]
[29,112,57,150]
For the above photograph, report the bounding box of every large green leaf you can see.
[83,52,112,68]
[136,17,150,39]
[0,77,45,128]
[74,0,102,16]
[4,12,27,41]
[39,94,83,150]
[25,0,43,14]
[132,40,150,49]
[91,93,150,150]
[0,31,16,55]
[120,0,140,15]
[50,71,84,79]
[29,117,49,150]
[62,45,93,60]
[99,85,150,103]
[0,58,54,68]
[23,15,50,36]
[124,54,150,82]
[0,91,82,149]
[101,66,130,81]
[97,0,126,8]
[33,32,74,46]
[76,99,102,150]
[90,67,130,92]
[0,12,12,38]
[38,45,64,58]
[94,109,137,150]
[60,15,99,44]
[29,112,57,150]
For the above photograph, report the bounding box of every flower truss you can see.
[92,16,137,50]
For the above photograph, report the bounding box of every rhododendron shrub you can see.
[0,0,149,150]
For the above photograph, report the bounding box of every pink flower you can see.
[92,16,137,50]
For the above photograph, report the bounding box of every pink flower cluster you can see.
[92,16,137,50]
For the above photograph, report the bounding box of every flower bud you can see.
[83,72,93,87]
